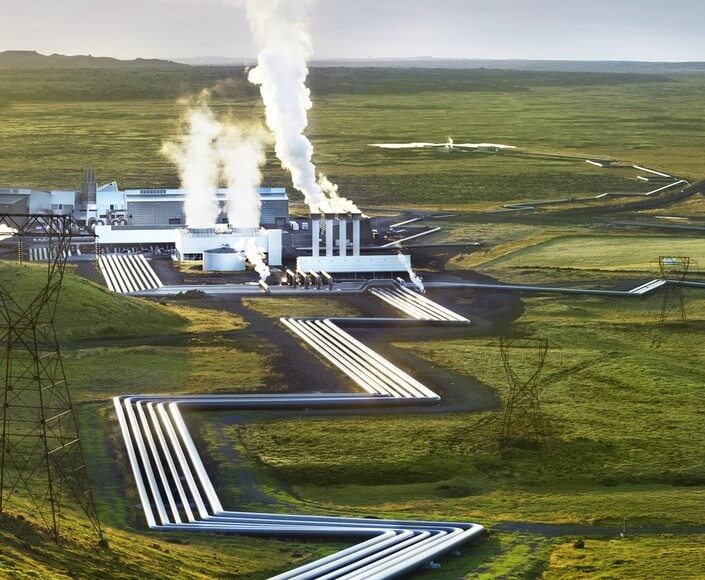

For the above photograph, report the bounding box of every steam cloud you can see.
[162,93,268,231]
[245,0,358,214]
[161,94,222,229]
[162,94,271,281]
[398,253,425,293]
[217,124,268,229]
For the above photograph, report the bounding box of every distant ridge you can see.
[176,56,705,74]
[0,50,185,69]
[311,58,705,74]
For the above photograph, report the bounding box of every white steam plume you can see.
[245,0,358,214]
[161,93,222,228]
[217,125,268,229]
[317,173,359,213]
[237,237,270,282]
[0,224,17,241]
[398,253,425,293]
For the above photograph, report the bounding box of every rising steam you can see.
[161,94,222,229]
[242,237,270,282]
[245,0,358,214]
[398,253,425,293]
[217,124,268,229]
[163,92,269,231]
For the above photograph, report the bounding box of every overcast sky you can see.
[1,0,703,61]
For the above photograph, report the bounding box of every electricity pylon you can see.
[0,214,102,541]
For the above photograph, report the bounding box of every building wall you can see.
[0,189,51,214]
[260,199,289,226]
[0,194,29,214]
[127,201,184,226]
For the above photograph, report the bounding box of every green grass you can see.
[475,234,705,272]
[64,343,278,403]
[545,535,705,579]
[0,261,245,340]
[241,296,360,319]
[0,500,334,580]
[234,291,705,528]
[2,68,704,208]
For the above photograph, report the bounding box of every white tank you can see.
[203,247,246,272]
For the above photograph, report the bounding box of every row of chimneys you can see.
[310,212,362,259]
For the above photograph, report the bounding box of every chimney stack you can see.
[80,168,97,206]
[310,212,320,259]
[352,212,361,257]
[324,213,335,257]
[338,214,347,257]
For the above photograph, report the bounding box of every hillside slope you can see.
[0,261,244,340]
[0,50,184,69]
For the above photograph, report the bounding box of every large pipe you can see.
[338,214,347,257]
[352,212,361,257]
[324,213,335,257]
[112,289,485,579]
[310,212,320,260]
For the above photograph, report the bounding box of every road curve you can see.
[114,283,485,579]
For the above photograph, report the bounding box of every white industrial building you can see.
[0,188,52,214]
[123,187,288,227]
[297,212,411,274]
[0,179,289,229]
[95,225,283,266]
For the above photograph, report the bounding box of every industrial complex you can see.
[0,170,423,294]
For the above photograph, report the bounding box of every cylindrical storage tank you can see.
[203,246,246,272]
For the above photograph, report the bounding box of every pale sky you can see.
[0,0,703,62]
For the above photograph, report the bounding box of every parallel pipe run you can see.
[98,253,162,294]
[114,286,484,578]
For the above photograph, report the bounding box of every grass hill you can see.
[0,50,185,69]
[0,261,245,341]
[0,260,319,578]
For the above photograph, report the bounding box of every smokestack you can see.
[352,212,361,257]
[80,168,97,206]
[338,214,347,257]
[310,212,320,259]
[325,212,335,257]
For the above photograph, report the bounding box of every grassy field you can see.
[3,65,705,576]
[448,227,705,282]
[545,535,705,579]
[0,260,335,578]
[1,67,704,208]
[0,261,246,340]
[241,296,360,319]
[474,234,705,272]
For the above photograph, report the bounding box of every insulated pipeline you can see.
[114,283,483,578]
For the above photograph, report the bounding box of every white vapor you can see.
[161,93,222,228]
[0,224,17,241]
[398,253,425,293]
[317,173,359,213]
[217,124,268,229]
[241,237,270,281]
[245,0,358,214]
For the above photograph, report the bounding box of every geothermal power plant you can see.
[0,170,418,294]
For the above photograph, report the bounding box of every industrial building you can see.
[0,188,52,214]
[0,172,288,268]
[297,211,411,274]
[0,171,416,281]
[0,174,289,230]
[123,187,288,227]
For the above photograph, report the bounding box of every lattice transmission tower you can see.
[498,337,548,446]
[658,256,690,325]
[0,214,102,541]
